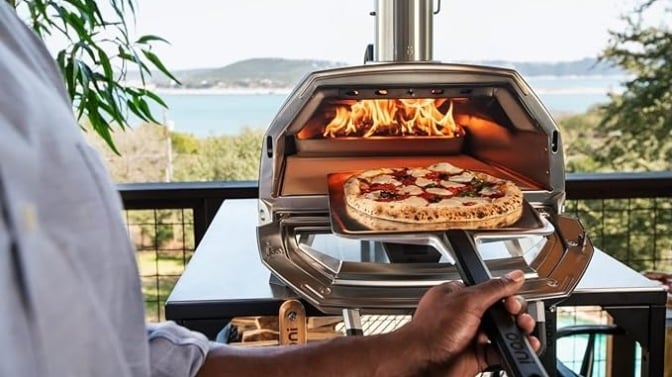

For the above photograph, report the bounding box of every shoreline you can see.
[153,74,627,97]
[155,86,621,96]
[155,87,291,96]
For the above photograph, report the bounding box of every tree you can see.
[557,107,610,173]
[85,123,171,182]
[597,0,672,171]
[6,0,178,153]
[172,128,263,182]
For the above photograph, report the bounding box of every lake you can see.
[149,75,627,137]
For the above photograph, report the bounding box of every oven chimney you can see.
[373,0,438,62]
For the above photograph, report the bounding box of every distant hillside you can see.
[470,57,623,77]
[156,58,348,89]
[149,57,624,89]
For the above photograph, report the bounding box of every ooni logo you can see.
[505,332,534,364]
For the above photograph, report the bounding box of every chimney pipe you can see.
[374,0,436,62]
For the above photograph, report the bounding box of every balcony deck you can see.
[118,172,672,376]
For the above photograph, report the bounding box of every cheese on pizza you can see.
[343,162,524,229]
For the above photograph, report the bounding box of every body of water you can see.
[151,75,627,137]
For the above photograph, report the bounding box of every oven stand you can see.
[342,308,364,336]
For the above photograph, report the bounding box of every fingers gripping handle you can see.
[445,230,549,377]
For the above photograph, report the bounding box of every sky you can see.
[124,0,638,70]
[34,0,641,70]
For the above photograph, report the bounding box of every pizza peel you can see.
[327,171,550,377]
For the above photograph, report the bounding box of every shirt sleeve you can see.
[146,321,212,377]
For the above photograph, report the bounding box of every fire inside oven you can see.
[298,95,466,139]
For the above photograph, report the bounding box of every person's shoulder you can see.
[0,3,70,102]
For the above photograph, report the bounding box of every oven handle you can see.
[445,229,549,377]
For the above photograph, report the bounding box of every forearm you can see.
[197,326,427,377]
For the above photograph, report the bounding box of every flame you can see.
[322,99,464,138]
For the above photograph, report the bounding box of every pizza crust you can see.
[343,162,524,229]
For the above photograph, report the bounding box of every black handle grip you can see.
[445,230,549,377]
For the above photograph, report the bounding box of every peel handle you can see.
[445,230,549,377]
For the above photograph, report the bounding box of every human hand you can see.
[401,270,540,376]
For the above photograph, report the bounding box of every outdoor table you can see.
[166,199,668,376]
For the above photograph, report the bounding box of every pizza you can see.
[343,162,523,229]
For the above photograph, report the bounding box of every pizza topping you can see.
[448,172,474,183]
[391,169,417,185]
[399,185,424,195]
[419,192,443,203]
[479,185,505,198]
[426,187,454,196]
[378,190,396,199]
[428,162,464,175]
[371,174,402,186]
[364,183,397,193]
[376,190,410,202]
[410,168,432,177]
[440,180,466,189]
[360,168,393,179]
[415,177,437,187]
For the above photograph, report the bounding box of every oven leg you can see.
[539,306,558,377]
[342,308,364,336]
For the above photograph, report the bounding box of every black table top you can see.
[166,199,667,320]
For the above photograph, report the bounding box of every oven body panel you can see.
[259,63,565,218]
[256,62,591,314]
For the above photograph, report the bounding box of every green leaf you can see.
[76,60,92,98]
[86,95,121,155]
[126,98,148,120]
[142,89,168,108]
[98,49,113,80]
[142,49,181,84]
[15,0,177,154]
[136,97,159,123]
[136,34,169,45]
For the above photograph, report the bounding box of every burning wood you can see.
[322,99,465,138]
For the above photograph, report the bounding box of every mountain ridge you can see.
[148,57,624,89]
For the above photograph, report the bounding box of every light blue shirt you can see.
[0,4,211,376]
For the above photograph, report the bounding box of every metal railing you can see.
[120,180,258,247]
[119,172,672,321]
[119,181,257,320]
[566,172,672,273]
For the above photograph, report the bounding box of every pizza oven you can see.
[256,0,593,315]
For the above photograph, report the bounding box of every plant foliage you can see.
[597,0,672,171]
[7,0,179,153]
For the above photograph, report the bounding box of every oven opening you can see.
[280,84,550,196]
